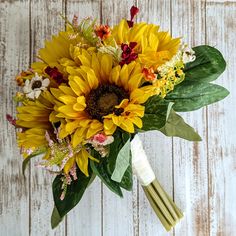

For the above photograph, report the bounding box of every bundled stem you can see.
[143,179,183,231]
[130,134,183,231]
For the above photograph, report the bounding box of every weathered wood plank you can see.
[136,1,174,235]
[101,1,138,236]
[0,1,30,236]
[171,1,209,235]
[206,1,236,235]
[1,1,236,235]
[29,1,66,235]
[65,1,102,236]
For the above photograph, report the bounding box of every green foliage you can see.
[107,132,130,174]
[165,81,229,112]
[77,18,99,46]
[142,97,169,131]
[119,164,133,191]
[51,206,63,229]
[90,157,123,197]
[106,131,133,191]
[111,138,131,183]
[184,45,226,82]
[52,169,92,218]
[142,97,201,141]
[160,109,202,141]
[165,45,229,112]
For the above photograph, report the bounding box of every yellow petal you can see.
[101,54,112,81]
[73,76,90,94]
[58,105,78,118]
[119,119,134,133]
[103,119,117,135]
[64,157,75,174]
[59,95,77,104]
[75,150,89,176]
[65,120,81,133]
[72,128,86,147]
[109,66,121,85]
[69,80,83,96]
[119,64,129,90]
[128,73,143,91]
[129,116,143,128]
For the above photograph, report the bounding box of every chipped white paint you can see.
[0,0,235,235]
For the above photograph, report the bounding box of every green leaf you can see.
[22,147,47,177]
[141,96,171,131]
[51,206,63,229]
[144,95,169,114]
[90,158,123,197]
[165,81,229,112]
[111,138,130,183]
[184,45,226,83]
[141,113,166,131]
[107,131,130,175]
[119,163,133,191]
[52,169,92,218]
[160,109,202,141]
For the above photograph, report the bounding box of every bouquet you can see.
[8,6,229,231]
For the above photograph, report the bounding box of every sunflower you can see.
[16,90,58,150]
[109,19,180,69]
[51,49,153,148]
[31,18,98,81]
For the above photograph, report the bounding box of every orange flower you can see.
[15,70,34,86]
[95,24,111,40]
[142,67,157,82]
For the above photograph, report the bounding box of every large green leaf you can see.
[90,158,123,197]
[160,109,202,141]
[106,131,130,175]
[51,206,63,229]
[142,113,166,131]
[142,96,170,131]
[165,81,229,112]
[111,138,130,183]
[52,169,92,218]
[144,95,169,114]
[184,45,226,83]
[119,162,133,191]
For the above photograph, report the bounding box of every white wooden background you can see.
[0,0,236,235]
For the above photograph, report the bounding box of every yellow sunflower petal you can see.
[104,119,117,135]
[64,157,75,174]
[75,150,89,177]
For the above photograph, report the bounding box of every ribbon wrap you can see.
[131,135,155,186]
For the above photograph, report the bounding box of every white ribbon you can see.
[131,134,156,186]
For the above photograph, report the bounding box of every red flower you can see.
[45,66,64,85]
[95,25,111,40]
[119,42,138,66]
[127,5,139,28]
[6,114,16,126]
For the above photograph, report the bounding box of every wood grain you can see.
[171,1,209,235]
[137,1,174,235]
[29,1,66,235]
[0,1,30,236]
[206,1,236,235]
[0,0,235,235]
[101,1,139,236]
[65,1,103,236]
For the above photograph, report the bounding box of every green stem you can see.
[142,179,184,231]
[143,187,172,231]
[151,179,180,221]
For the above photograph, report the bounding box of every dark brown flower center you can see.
[31,80,42,89]
[86,84,128,121]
